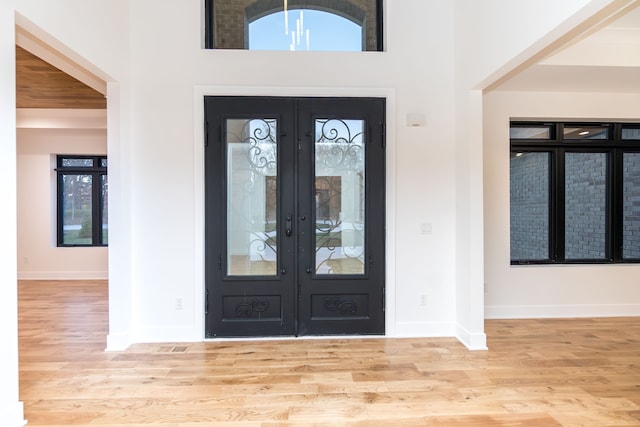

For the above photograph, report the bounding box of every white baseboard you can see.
[132,326,200,345]
[0,401,26,427]
[394,321,456,338]
[485,304,640,319]
[18,270,108,280]
[394,321,487,350]
[106,330,131,352]
[455,323,488,351]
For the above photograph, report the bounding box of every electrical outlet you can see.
[175,297,184,310]
[420,294,427,306]
[420,223,432,235]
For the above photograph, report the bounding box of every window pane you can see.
[624,153,640,259]
[315,119,365,275]
[565,153,607,259]
[62,158,94,167]
[212,0,381,51]
[510,152,549,260]
[564,126,609,140]
[226,118,278,276]
[509,126,551,140]
[62,174,93,245]
[101,174,108,245]
[622,127,640,140]
[101,158,108,167]
[250,9,362,51]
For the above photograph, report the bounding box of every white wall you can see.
[484,90,640,318]
[454,0,620,89]
[0,0,26,424]
[17,128,108,280]
[452,0,620,349]
[15,0,133,351]
[126,0,460,342]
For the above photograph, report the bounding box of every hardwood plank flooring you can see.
[18,280,640,426]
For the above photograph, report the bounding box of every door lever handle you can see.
[286,215,292,237]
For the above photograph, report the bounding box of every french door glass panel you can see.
[226,118,278,276]
[315,119,365,275]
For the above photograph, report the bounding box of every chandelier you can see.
[284,0,310,51]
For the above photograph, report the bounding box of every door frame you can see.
[193,86,397,340]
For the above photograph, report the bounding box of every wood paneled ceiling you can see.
[16,45,106,109]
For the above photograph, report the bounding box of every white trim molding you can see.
[0,401,26,427]
[193,85,397,341]
[486,304,640,319]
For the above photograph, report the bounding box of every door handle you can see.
[306,266,312,274]
[286,215,292,237]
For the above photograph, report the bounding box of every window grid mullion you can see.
[612,149,623,262]
[555,148,565,263]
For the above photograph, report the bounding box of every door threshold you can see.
[204,334,386,342]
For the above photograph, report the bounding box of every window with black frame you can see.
[56,155,108,247]
[510,122,640,264]
[205,0,383,51]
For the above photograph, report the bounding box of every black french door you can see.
[205,96,385,337]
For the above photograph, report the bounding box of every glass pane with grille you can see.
[226,118,278,276]
[623,153,640,259]
[565,153,607,259]
[510,152,550,260]
[314,119,365,275]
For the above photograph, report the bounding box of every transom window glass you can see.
[509,125,552,140]
[205,0,383,51]
[563,125,610,140]
[510,122,640,264]
[622,126,640,140]
[250,9,362,51]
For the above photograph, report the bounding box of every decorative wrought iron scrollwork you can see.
[236,118,277,176]
[227,118,278,273]
[235,298,271,318]
[323,296,358,315]
[314,119,366,274]
[315,119,364,172]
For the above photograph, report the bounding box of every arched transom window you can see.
[205,0,383,51]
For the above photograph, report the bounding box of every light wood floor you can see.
[18,280,640,426]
